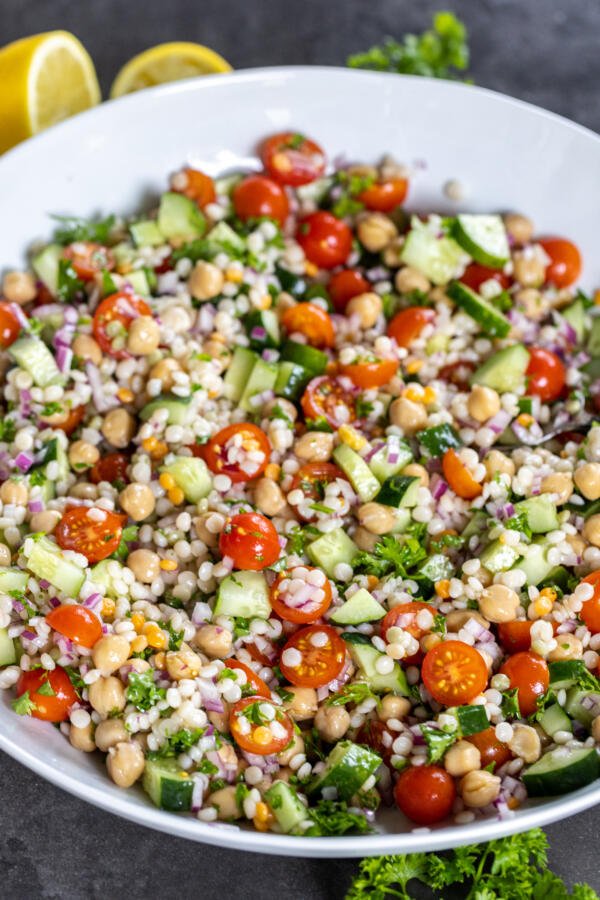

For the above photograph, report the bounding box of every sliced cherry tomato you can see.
[204,423,270,484]
[92,291,152,359]
[460,263,511,293]
[466,726,512,769]
[63,242,115,281]
[499,651,549,717]
[394,765,455,826]
[290,461,347,523]
[261,131,325,186]
[340,357,398,389]
[245,638,281,667]
[279,624,346,688]
[380,601,435,666]
[538,237,582,288]
[154,253,173,275]
[282,303,335,349]
[173,167,216,208]
[90,452,130,486]
[578,571,600,634]
[422,640,488,706]
[55,507,125,564]
[296,211,353,270]
[442,448,483,500]
[497,620,535,654]
[0,302,21,348]
[525,347,566,403]
[328,269,371,313]
[437,360,476,391]
[270,566,332,624]
[233,175,289,225]
[358,178,408,212]
[300,375,356,429]
[224,659,271,698]
[56,405,86,436]
[387,306,435,347]
[229,696,293,755]
[219,511,280,570]
[45,604,102,648]
[15,666,78,722]
[356,718,393,765]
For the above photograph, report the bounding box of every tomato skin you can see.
[229,696,293,755]
[538,237,582,288]
[499,651,549,717]
[296,212,353,270]
[173,167,216,208]
[579,571,600,634]
[233,175,289,225]
[261,132,326,186]
[422,640,488,706]
[437,360,476,391]
[290,461,346,523]
[300,375,356,429]
[460,263,511,292]
[204,423,270,484]
[339,358,398,389]
[46,604,102,648]
[92,291,152,360]
[270,567,333,624]
[358,178,408,212]
[328,269,370,312]
[15,666,78,722]
[394,765,456,826]
[224,659,271,698]
[497,620,534,654]
[55,507,125,564]
[282,303,335,349]
[56,405,86,436]
[525,347,566,403]
[279,624,346,688]
[466,727,512,769]
[387,307,435,347]
[442,448,483,500]
[0,302,21,348]
[63,242,115,281]
[219,511,280,570]
[90,452,130,486]
[380,601,435,666]
[245,638,280,667]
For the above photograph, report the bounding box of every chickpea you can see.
[69,721,95,753]
[445,610,490,633]
[276,731,304,766]
[444,740,481,777]
[2,270,37,304]
[88,675,126,716]
[29,510,61,534]
[194,512,219,548]
[548,633,583,662]
[72,334,102,366]
[0,480,28,506]
[467,385,501,423]
[92,634,131,675]
[70,482,99,500]
[402,463,429,487]
[126,316,160,356]
[389,397,427,435]
[101,409,136,449]
[583,514,600,548]
[165,643,203,681]
[566,533,586,559]
[119,483,156,521]
[314,705,351,742]
[254,477,286,516]
[264,397,297,422]
[460,769,501,807]
[508,723,541,763]
[394,266,431,295]
[294,431,334,462]
[284,686,318,722]
[208,785,242,820]
[148,357,181,391]
[193,624,232,659]
[127,657,151,674]
[540,472,573,505]
[515,288,545,320]
[38,407,70,427]
[357,501,397,535]
[484,449,515,480]
[421,633,443,653]
[377,694,411,722]
[106,741,145,788]
[0,543,11,566]
[574,463,600,501]
[503,213,534,245]
[188,261,225,301]
[478,584,520,623]
[591,715,600,744]
[346,292,382,329]
[208,707,230,734]
[357,213,397,253]
[382,237,405,268]
[512,251,545,288]
[127,548,160,583]
[68,440,100,470]
[202,338,231,373]
[353,526,379,552]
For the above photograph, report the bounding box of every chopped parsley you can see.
[36,679,56,697]
[304,799,372,837]
[146,727,205,760]
[56,258,85,302]
[12,691,37,716]
[125,670,166,711]
[420,724,457,764]
[501,688,521,719]
[111,525,139,561]
[326,682,378,707]
[0,419,17,443]
[52,213,116,245]
[286,524,320,556]
[353,534,427,579]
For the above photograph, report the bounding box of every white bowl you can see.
[1,66,600,857]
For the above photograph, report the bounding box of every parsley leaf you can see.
[36,679,56,697]
[304,799,372,837]
[286,524,320,556]
[0,419,17,443]
[125,670,166,711]
[326,682,378,707]
[420,724,457,764]
[56,259,85,302]
[501,687,521,719]
[111,525,139,561]
[505,510,533,541]
[12,691,37,716]
[146,727,205,760]
[353,534,427,579]
[52,214,116,245]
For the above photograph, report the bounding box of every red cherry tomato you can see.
[233,175,289,225]
[279,624,346,688]
[339,357,398,389]
[380,601,436,666]
[245,638,281,667]
[173,167,216,208]
[538,237,582,288]
[0,302,21,348]
[466,726,512,769]
[442,448,483,501]
[387,307,435,347]
[204,423,270,484]
[358,178,408,212]
[224,659,271,698]
[460,263,511,292]
[63,242,115,281]
[328,269,370,312]
[15,666,78,722]
[92,291,152,359]
[394,765,456,826]
[289,461,347,523]
[55,507,125,564]
[45,604,102,648]
[296,212,353,270]
[422,640,488,706]
[497,620,535,654]
[282,303,335,349]
[56,405,86,437]
[229,696,293,755]
[525,347,566,403]
[499,651,549,717]
[270,566,332,624]
[219,511,280,570]
[437,360,476,391]
[579,571,600,634]
[90,452,130,486]
[300,375,356,429]
[261,131,326,186]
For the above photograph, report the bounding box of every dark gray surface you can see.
[1,1,600,897]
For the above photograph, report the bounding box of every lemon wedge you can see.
[110,41,232,98]
[0,31,100,154]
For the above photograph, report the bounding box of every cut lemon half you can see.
[0,31,101,154]
[110,41,232,98]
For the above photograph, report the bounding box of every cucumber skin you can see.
[522,748,600,797]
[451,214,510,268]
[307,740,381,801]
[470,344,530,393]
[447,281,510,338]
[143,760,194,811]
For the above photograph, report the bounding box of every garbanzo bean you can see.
[512,251,545,288]
[445,610,490,633]
[208,785,242,820]
[194,512,220,548]
[508,723,541,763]
[377,695,411,722]
[314,705,350,742]
[119,483,156,521]
[478,584,520,623]
[460,769,501,807]
[0,543,11,566]
[284,686,318,722]
[106,741,145,788]
[193,624,233,659]
[188,261,225,300]
[148,357,181,391]
[394,266,431,295]
[467,385,501,423]
[92,634,131,675]
[483,449,515,479]
[540,472,573,505]
[165,643,204,681]
[276,731,304,766]
[389,397,427,435]
[29,510,62,534]
[352,526,379,552]
[2,270,37,304]
[88,675,126,717]
[254,477,286,516]
[95,718,129,752]
[101,408,136,448]
[202,338,231,373]
[70,482,99,500]
[574,463,600,501]
[357,212,397,253]
[346,292,382,328]
[402,463,429,487]
[72,334,102,366]
[444,740,481,777]
[69,721,95,753]
[357,501,397,535]
[294,431,334,462]
[547,633,583,662]
[382,237,405,268]
[126,316,160,355]
[515,288,545,320]
[127,548,160,583]
[583,514,600,548]
[503,213,534,245]
[68,440,100,470]
[0,480,28,505]
[264,397,297,421]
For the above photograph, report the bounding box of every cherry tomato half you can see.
[460,263,511,293]
[229,696,293,755]
[219,511,280,570]
[497,620,535,654]
[92,291,152,359]
[499,651,549,717]
[261,131,326,186]
[245,638,281,668]
[297,212,353,270]
[45,604,102,648]
[55,507,125,564]
[421,640,488,706]
[204,423,271,484]
[56,405,86,437]
[63,242,115,281]
[270,566,332,624]
[173,167,216,208]
[233,175,289,225]
[387,306,435,347]
[300,375,356,429]
[358,178,408,212]
[538,237,582,288]
[394,765,456,826]
[380,601,435,666]
[0,302,21,348]
[279,624,346,688]
[442,448,483,500]
[290,461,347,523]
[224,659,271,698]
[339,357,398,389]
[90,452,130,486]
[15,666,78,722]
[328,269,371,313]
[282,303,335,349]
[525,347,566,403]
[578,571,600,634]
[466,726,512,770]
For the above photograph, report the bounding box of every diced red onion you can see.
[261,348,279,363]
[39,579,50,590]
[83,593,102,610]
[48,596,61,608]
[556,620,577,634]
[11,598,25,614]
[85,362,118,413]
[486,409,512,435]
[463,617,494,642]
[56,345,73,373]
[191,774,207,812]
[430,474,448,501]
[14,451,34,472]
[363,440,385,463]
[21,629,38,642]
[19,389,32,418]
[53,325,75,349]
[28,499,44,513]
[30,303,65,320]
[365,266,389,282]
[511,420,544,446]
[250,326,266,341]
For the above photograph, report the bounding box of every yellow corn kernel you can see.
[507,796,521,810]
[539,587,557,602]
[131,612,146,633]
[304,261,319,277]
[257,294,272,310]
[117,387,134,403]
[160,558,178,571]
[159,472,175,491]
[101,597,116,620]
[264,463,281,481]
[168,486,185,505]
[253,726,273,746]
[253,802,274,831]
[435,579,451,599]
[225,267,243,283]
[517,413,534,427]
[338,424,367,451]
[151,440,168,460]
[422,386,436,405]
[534,589,555,617]
[366,575,379,590]
[130,635,148,654]
[594,289,600,306]
[145,623,168,650]
[405,359,422,375]
[142,436,158,452]
[403,385,425,403]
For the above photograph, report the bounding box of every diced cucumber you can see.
[461,511,488,541]
[587,317,600,359]
[296,176,334,206]
[514,539,555,586]
[265,781,308,834]
[447,281,510,338]
[213,571,271,619]
[537,703,572,738]
[329,588,385,625]
[549,660,583,690]
[143,759,194,811]
[274,361,310,400]
[343,634,409,696]
[561,297,589,343]
[426,333,449,355]
[470,344,530,393]
[451,214,510,268]
[160,456,212,503]
[126,269,151,296]
[25,536,85,597]
[40,437,70,483]
[223,347,258,403]
[565,688,600,727]
[214,173,243,196]
[522,747,600,797]
[307,740,382,801]
[130,220,164,248]
[388,508,412,534]
[89,559,123,599]
[375,475,420,508]
[207,220,245,256]
[368,438,413,483]
[275,265,306,299]
[416,424,461,457]
[400,219,465,285]
[0,627,16,666]
[239,359,278,412]
[140,394,194,425]
[157,192,206,242]
[415,553,454,586]
[280,340,328,376]
[513,495,559,534]
[456,704,490,736]
[306,528,358,579]
[480,539,520,573]
[9,337,63,387]
[333,444,380,503]
[0,567,28,594]
[244,310,281,350]
[32,244,63,293]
